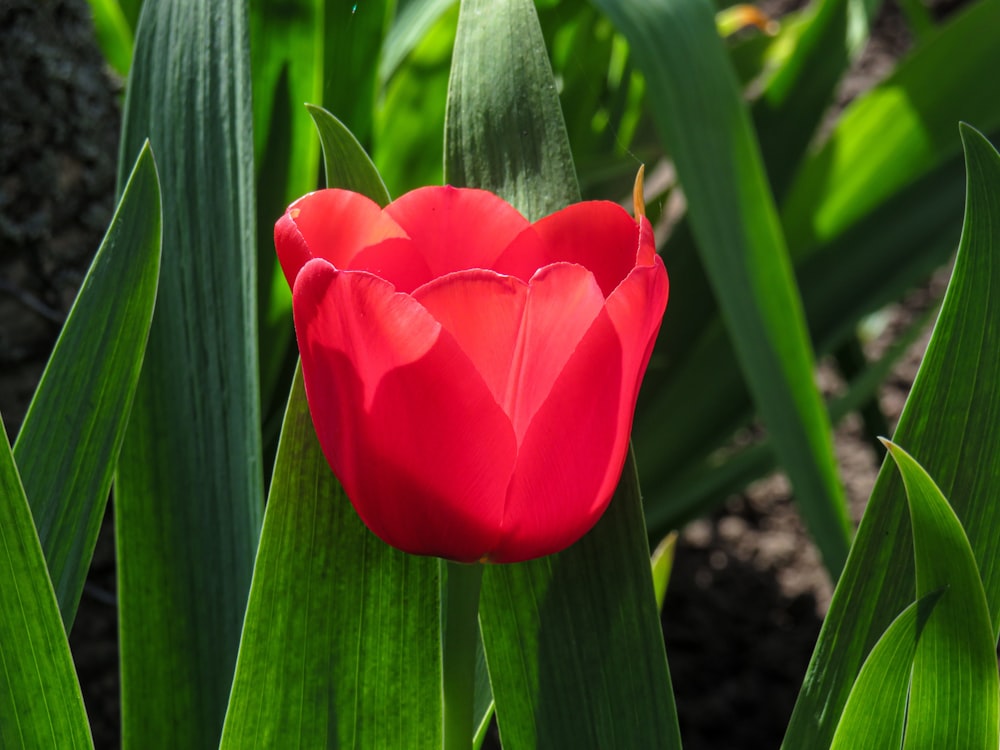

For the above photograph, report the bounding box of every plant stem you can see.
[442,560,484,750]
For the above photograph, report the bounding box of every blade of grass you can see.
[14,144,161,628]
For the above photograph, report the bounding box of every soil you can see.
[0,1,949,748]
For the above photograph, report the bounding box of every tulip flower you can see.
[275,182,668,563]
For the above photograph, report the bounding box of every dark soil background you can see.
[0,1,952,748]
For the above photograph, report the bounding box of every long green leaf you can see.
[445,0,578,222]
[590,0,851,575]
[220,368,442,748]
[445,1,679,745]
[14,144,160,627]
[829,591,942,750]
[115,1,263,747]
[0,416,92,749]
[783,125,1000,747]
[885,441,999,750]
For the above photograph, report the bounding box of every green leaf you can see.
[0,416,92,749]
[323,0,391,149]
[115,2,263,747]
[479,457,681,748]
[220,368,442,748]
[884,441,999,750]
[445,0,578,221]
[590,0,852,575]
[783,125,1000,747]
[829,591,942,750]
[14,144,161,628]
[445,0,679,745]
[85,0,135,76]
[307,104,391,206]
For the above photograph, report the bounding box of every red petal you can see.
[414,263,605,443]
[275,190,405,288]
[490,252,668,563]
[490,311,625,563]
[412,270,528,408]
[383,186,534,279]
[505,263,605,441]
[495,201,640,297]
[605,254,670,410]
[293,259,517,561]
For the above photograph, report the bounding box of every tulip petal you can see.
[411,270,528,408]
[495,201,641,297]
[606,250,670,410]
[414,263,605,443]
[491,250,668,563]
[383,186,534,278]
[490,311,625,563]
[506,263,605,441]
[275,189,405,287]
[293,259,517,561]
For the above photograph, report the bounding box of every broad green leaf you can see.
[307,105,391,206]
[220,368,442,748]
[115,1,263,747]
[829,591,942,750]
[445,0,578,221]
[783,125,1000,747]
[14,144,161,628]
[0,416,92,749]
[782,0,1000,258]
[85,0,135,76]
[250,0,324,447]
[884,441,999,750]
[446,3,679,745]
[479,456,681,748]
[590,0,851,575]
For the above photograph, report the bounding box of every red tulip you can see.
[275,185,668,563]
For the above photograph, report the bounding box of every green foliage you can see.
[115,1,263,747]
[886,440,998,749]
[0,417,92,749]
[784,124,1000,747]
[221,369,442,747]
[14,144,161,627]
[12,0,1000,747]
